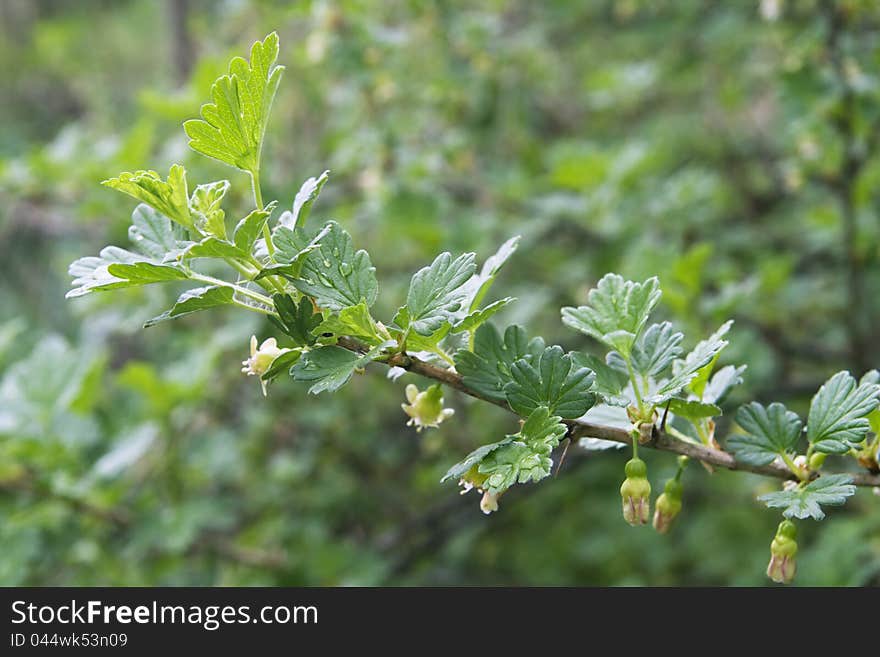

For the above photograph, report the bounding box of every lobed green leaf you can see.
[398,251,477,336]
[454,324,545,402]
[270,294,321,346]
[807,371,880,454]
[561,273,660,356]
[189,180,230,238]
[103,165,194,232]
[504,345,596,419]
[758,474,856,520]
[184,33,284,174]
[291,221,379,311]
[728,402,802,466]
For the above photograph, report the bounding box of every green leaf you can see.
[504,345,596,419]
[727,402,802,466]
[517,405,569,455]
[688,355,720,400]
[460,236,520,312]
[630,321,683,377]
[398,252,477,336]
[758,474,856,520]
[278,170,330,229]
[144,286,234,327]
[260,349,302,383]
[291,221,379,311]
[291,341,392,394]
[313,301,384,345]
[454,324,545,402]
[701,364,746,405]
[103,165,194,232]
[189,180,230,238]
[440,438,513,484]
[478,407,568,493]
[645,320,731,405]
[184,32,284,174]
[807,371,880,454]
[668,399,721,421]
[270,294,321,346]
[400,321,453,356]
[259,223,330,280]
[451,297,515,334]
[569,352,629,407]
[183,236,249,261]
[561,273,661,356]
[67,247,188,298]
[233,203,276,254]
[479,442,550,493]
[128,204,185,261]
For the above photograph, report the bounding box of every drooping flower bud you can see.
[653,478,683,534]
[767,520,798,584]
[620,457,651,526]
[401,384,455,432]
[241,335,292,396]
[480,490,500,514]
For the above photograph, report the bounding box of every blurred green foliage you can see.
[1,0,879,585]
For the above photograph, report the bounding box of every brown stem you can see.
[337,337,880,488]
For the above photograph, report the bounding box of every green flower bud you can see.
[620,458,651,526]
[401,384,455,432]
[653,478,683,534]
[767,520,798,584]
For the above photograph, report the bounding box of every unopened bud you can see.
[653,478,683,534]
[767,520,798,584]
[620,458,651,526]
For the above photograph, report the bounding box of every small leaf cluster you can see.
[728,370,879,520]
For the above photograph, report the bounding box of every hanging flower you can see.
[620,457,651,526]
[401,384,455,432]
[241,335,292,396]
[767,520,798,584]
[653,478,683,534]
[480,490,499,515]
